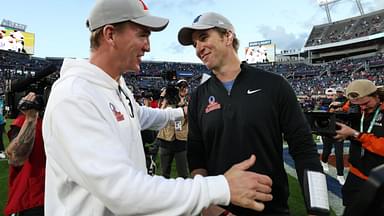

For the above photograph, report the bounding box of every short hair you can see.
[215,27,239,53]
[89,21,129,51]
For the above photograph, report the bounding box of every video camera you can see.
[305,110,360,137]
[164,81,180,106]
[5,64,58,118]
[17,94,45,111]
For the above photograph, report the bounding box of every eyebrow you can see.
[139,28,151,36]
[193,30,208,40]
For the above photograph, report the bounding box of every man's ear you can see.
[226,31,234,46]
[228,31,234,39]
[103,25,115,46]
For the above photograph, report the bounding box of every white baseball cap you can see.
[325,88,336,95]
[86,0,169,32]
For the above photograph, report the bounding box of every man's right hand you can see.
[224,155,273,212]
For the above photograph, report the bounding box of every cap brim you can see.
[131,15,169,32]
[178,25,215,46]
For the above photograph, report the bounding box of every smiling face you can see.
[112,22,151,73]
[191,28,232,72]
[90,21,153,80]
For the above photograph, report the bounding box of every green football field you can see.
[1,119,10,216]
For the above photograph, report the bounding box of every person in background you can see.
[329,86,348,112]
[42,0,273,215]
[320,87,347,185]
[176,79,189,106]
[157,79,190,178]
[334,79,384,213]
[319,88,336,111]
[0,95,6,159]
[178,12,324,215]
[4,92,45,216]
[138,90,159,175]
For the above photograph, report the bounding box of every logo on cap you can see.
[138,0,148,10]
[193,15,202,24]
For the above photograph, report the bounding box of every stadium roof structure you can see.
[304,8,384,63]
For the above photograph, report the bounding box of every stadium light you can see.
[317,0,365,23]
[317,0,340,23]
[317,0,338,6]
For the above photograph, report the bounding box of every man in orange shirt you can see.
[335,79,384,212]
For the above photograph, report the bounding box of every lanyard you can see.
[360,106,381,133]
[117,85,135,118]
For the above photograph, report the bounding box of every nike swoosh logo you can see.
[247,89,262,94]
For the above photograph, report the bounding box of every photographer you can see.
[4,92,45,216]
[157,80,190,178]
[329,87,348,112]
[334,79,384,213]
[320,87,347,185]
[137,90,160,175]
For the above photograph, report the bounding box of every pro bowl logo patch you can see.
[205,96,221,113]
[109,102,124,121]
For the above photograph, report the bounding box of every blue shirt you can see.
[222,80,235,93]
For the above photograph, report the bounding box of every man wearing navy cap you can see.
[178,12,325,215]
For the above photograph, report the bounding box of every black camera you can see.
[164,82,180,106]
[17,94,45,111]
[305,111,338,137]
[305,110,360,137]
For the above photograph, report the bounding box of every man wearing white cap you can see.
[335,79,384,213]
[178,12,324,215]
[42,1,273,215]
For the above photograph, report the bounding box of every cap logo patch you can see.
[193,15,202,24]
[138,0,148,10]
